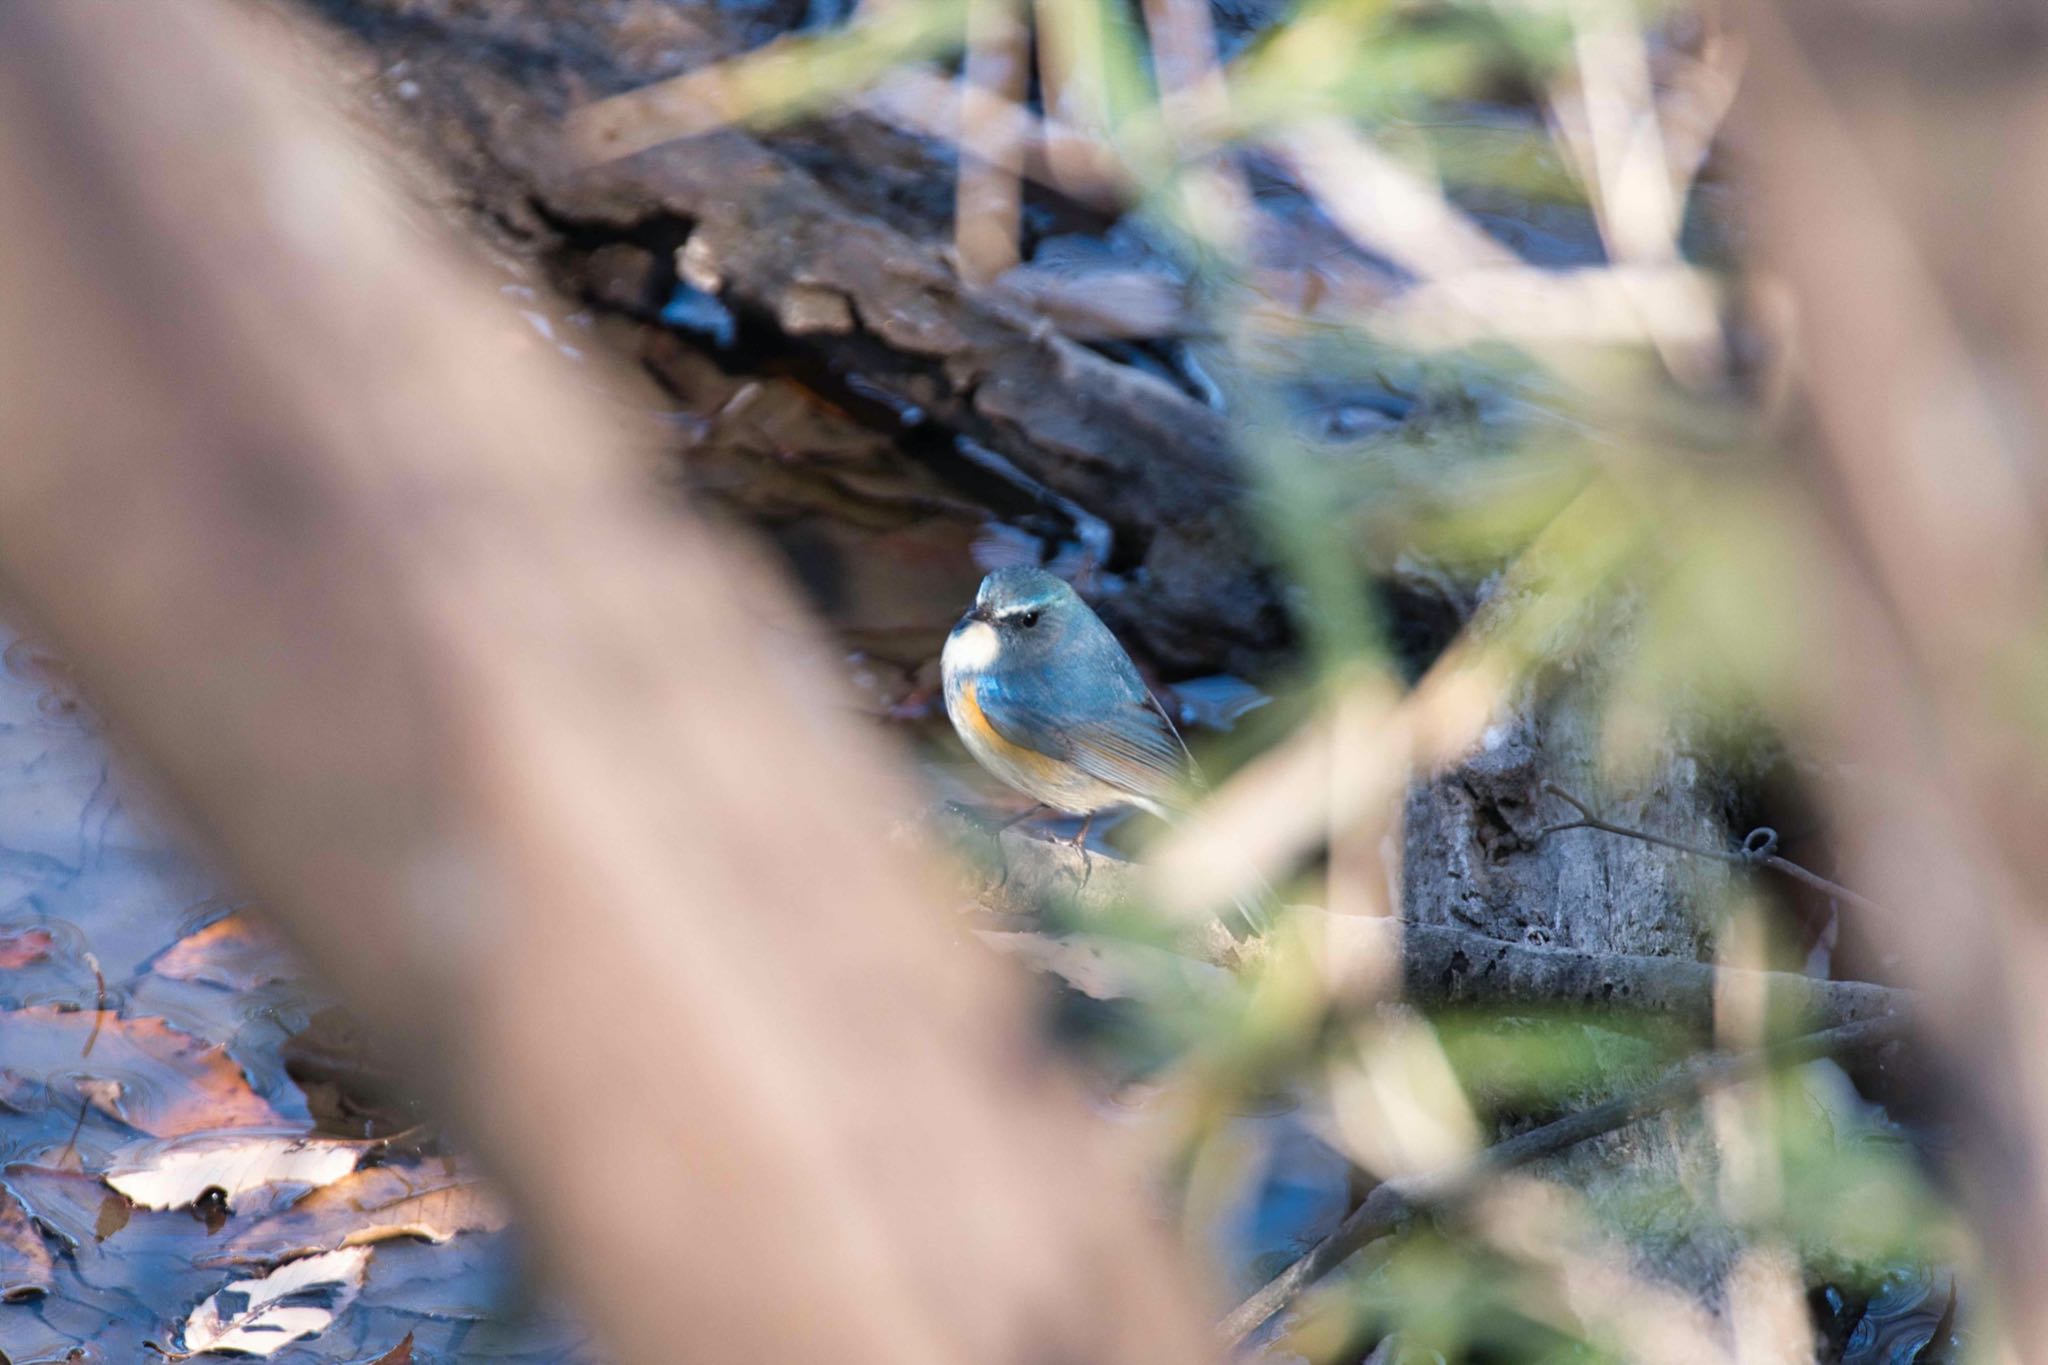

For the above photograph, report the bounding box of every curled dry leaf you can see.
[220,1161,510,1265]
[172,1245,372,1359]
[0,1181,54,1301]
[106,1135,367,1212]
[151,912,297,992]
[0,1005,281,1137]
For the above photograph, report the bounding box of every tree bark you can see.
[286,0,1288,674]
[972,826,1909,1033]
[1402,639,1745,1305]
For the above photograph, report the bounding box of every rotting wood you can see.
[291,0,1287,674]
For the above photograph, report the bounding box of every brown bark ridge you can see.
[0,4,1219,1363]
[287,0,1287,675]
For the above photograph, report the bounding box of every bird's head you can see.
[945,567,1083,674]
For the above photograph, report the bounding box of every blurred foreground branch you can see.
[1218,1013,1909,1346]
[0,5,1219,1363]
[1740,0,2048,1342]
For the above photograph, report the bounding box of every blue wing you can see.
[975,665,1195,813]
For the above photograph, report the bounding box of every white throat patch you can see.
[943,619,1001,674]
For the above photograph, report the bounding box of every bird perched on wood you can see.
[941,565,1267,930]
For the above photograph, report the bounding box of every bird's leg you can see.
[1067,811,1097,890]
[991,802,1052,888]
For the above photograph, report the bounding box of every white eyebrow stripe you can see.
[993,605,1046,620]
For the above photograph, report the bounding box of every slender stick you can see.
[1539,782,1890,917]
[1217,1013,1909,1346]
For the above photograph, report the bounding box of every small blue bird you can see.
[943,565,1191,834]
[943,566,1269,930]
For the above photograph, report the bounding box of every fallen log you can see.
[970,827,1913,1033]
[291,0,1288,673]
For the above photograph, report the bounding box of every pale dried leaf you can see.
[221,1161,510,1264]
[107,1135,365,1211]
[177,1245,371,1358]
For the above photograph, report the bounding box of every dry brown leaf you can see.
[151,912,296,992]
[0,928,54,970]
[93,1189,131,1243]
[219,1161,510,1264]
[1,1005,282,1137]
[365,1332,415,1364]
[0,1181,54,1301]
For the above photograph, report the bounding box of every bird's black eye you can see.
[1018,611,1041,628]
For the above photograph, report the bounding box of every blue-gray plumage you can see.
[942,566,1195,823]
[943,566,1271,932]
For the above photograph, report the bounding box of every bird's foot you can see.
[1062,813,1097,890]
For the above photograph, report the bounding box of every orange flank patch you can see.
[958,679,1070,786]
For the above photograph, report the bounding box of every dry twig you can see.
[1538,782,1889,918]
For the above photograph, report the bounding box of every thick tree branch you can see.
[972,828,1913,1032]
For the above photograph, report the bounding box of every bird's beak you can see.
[957,605,992,630]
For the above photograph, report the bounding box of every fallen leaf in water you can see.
[173,1246,371,1359]
[3,1165,115,1252]
[220,1160,509,1264]
[0,928,54,970]
[366,1331,415,1364]
[94,1189,131,1242]
[107,1135,366,1212]
[151,912,297,992]
[0,1006,281,1137]
[0,1182,54,1300]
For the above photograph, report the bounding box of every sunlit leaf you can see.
[172,1246,371,1359]
[220,1161,511,1265]
[150,911,297,992]
[106,1135,367,1213]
